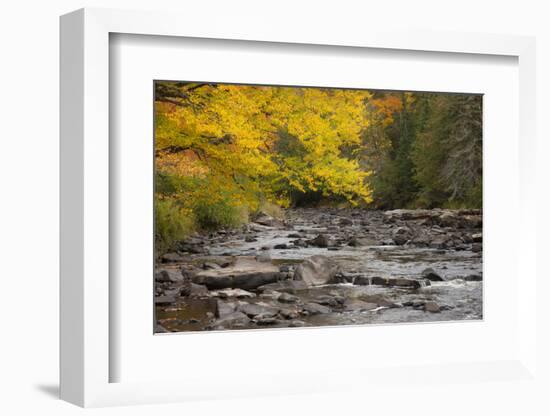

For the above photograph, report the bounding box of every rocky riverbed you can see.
[155,208,482,333]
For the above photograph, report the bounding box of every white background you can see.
[1,1,548,415]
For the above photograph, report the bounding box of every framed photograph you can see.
[60,8,538,407]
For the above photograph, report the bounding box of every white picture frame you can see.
[60,7,538,408]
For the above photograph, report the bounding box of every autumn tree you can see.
[154,82,483,253]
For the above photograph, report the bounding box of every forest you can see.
[154,81,482,255]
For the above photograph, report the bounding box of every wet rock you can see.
[238,303,278,318]
[421,268,445,282]
[390,278,423,289]
[309,234,329,248]
[371,276,423,289]
[464,274,482,281]
[471,243,482,253]
[212,311,251,328]
[437,212,458,227]
[429,237,448,249]
[193,257,283,290]
[256,317,279,325]
[160,252,185,263]
[371,276,389,286]
[277,293,300,303]
[287,233,302,238]
[392,227,412,245]
[216,300,237,318]
[294,255,340,286]
[164,287,183,297]
[257,280,308,294]
[189,283,209,297]
[353,276,372,286]
[279,307,300,320]
[331,272,351,284]
[362,294,400,308]
[244,236,258,242]
[155,268,187,283]
[289,320,306,327]
[343,299,378,312]
[273,243,289,249]
[424,301,441,313]
[292,238,308,248]
[314,295,342,307]
[302,302,331,315]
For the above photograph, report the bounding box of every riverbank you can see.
[155,208,482,332]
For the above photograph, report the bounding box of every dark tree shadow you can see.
[34,383,59,399]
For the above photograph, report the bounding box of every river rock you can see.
[471,243,482,253]
[256,317,279,325]
[314,295,342,307]
[155,268,186,283]
[309,234,329,248]
[273,243,289,249]
[212,311,251,328]
[429,237,448,249]
[362,294,400,308]
[464,274,482,281]
[472,233,482,243]
[294,255,340,286]
[343,299,378,312]
[279,307,300,320]
[421,267,445,281]
[353,276,372,286]
[189,283,209,297]
[193,257,284,290]
[257,280,308,294]
[302,302,331,315]
[277,292,300,303]
[424,301,441,313]
[370,277,423,289]
[392,227,412,245]
[216,300,237,317]
[161,252,185,263]
[238,302,279,318]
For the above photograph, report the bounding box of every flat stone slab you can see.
[193,257,284,290]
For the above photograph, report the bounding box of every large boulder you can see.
[294,255,340,286]
[193,257,284,290]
